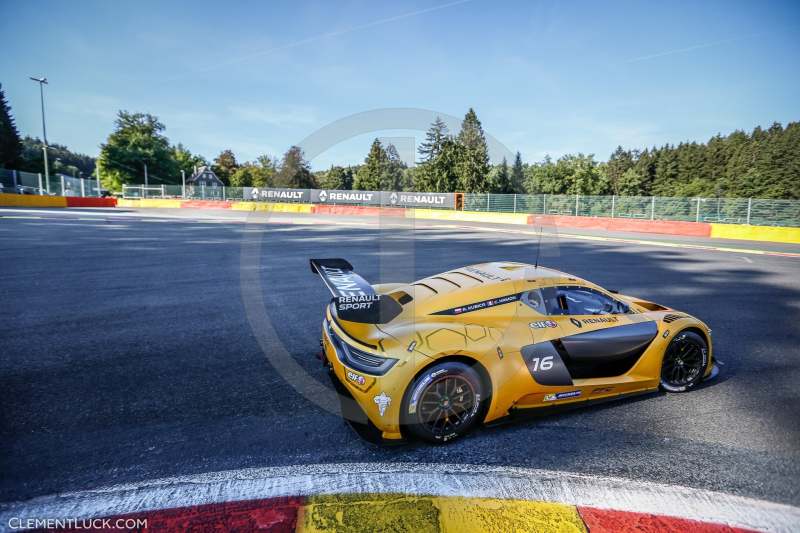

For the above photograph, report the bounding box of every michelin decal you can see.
[374,392,392,416]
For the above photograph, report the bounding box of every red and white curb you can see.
[1,463,798,532]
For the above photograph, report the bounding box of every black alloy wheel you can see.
[660,330,708,392]
[402,361,485,443]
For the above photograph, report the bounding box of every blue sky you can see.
[1,0,798,170]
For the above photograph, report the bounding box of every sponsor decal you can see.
[471,393,481,416]
[431,292,524,316]
[398,193,446,205]
[530,320,558,329]
[496,347,504,360]
[382,191,453,207]
[408,375,432,415]
[337,294,380,311]
[407,340,417,352]
[250,188,308,201]
[591,387,614,394]
[320,190,376,203]
[464,266,506,281]
[662,329,670,338]
[582,316,619,325]
[543,390,582,402]
[570,316,620,328]
[319,266,371,299]
[346,370,366,386]
[374,391,392,416]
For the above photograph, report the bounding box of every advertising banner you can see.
[246,187,312,202]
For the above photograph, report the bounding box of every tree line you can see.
[1,82,797,199]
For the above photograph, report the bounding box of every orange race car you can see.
[312,258,717,444]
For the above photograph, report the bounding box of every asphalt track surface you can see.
[2,207,799,508]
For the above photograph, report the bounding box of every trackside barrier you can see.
[0,193,117,208]
[65,197,117,208]
[116,198,183,208]
[19,195,799,245]
[528,214,713,237]
[710,223,800,244]
[0,192,67,207]
[231,202,314,213]
[410,208,530,225]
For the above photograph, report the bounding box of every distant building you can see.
[187,166,224,188]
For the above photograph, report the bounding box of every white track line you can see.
[1,463,797,532]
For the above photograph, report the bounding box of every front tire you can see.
[660,330,708,392]
[402,362,485,444]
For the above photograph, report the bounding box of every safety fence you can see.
[462,193,800,227]
[0,168,101,197]
[121,184,800,227]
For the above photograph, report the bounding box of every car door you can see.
[548,285,658,379]
[518,286,575,387]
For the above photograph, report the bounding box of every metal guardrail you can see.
[118,185,800,228]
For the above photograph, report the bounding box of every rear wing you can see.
[310,258,402,324]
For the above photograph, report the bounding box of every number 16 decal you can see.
[529,355,553,371]
[521,343,573,386]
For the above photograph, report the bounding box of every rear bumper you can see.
[320,317,407,440]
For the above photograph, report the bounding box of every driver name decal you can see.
[431,292,524,316]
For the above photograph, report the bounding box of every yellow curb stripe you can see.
[297,494,587,532]
[711,223,800,244]
[436,496,587,533]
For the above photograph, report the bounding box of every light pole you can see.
[29,76,50,188]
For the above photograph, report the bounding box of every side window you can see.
[523,287,569,315]
[521,289,546,313]
[556,286,629,315]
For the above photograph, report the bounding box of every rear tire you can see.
[660,330,708,392]
[402,361,485,444]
